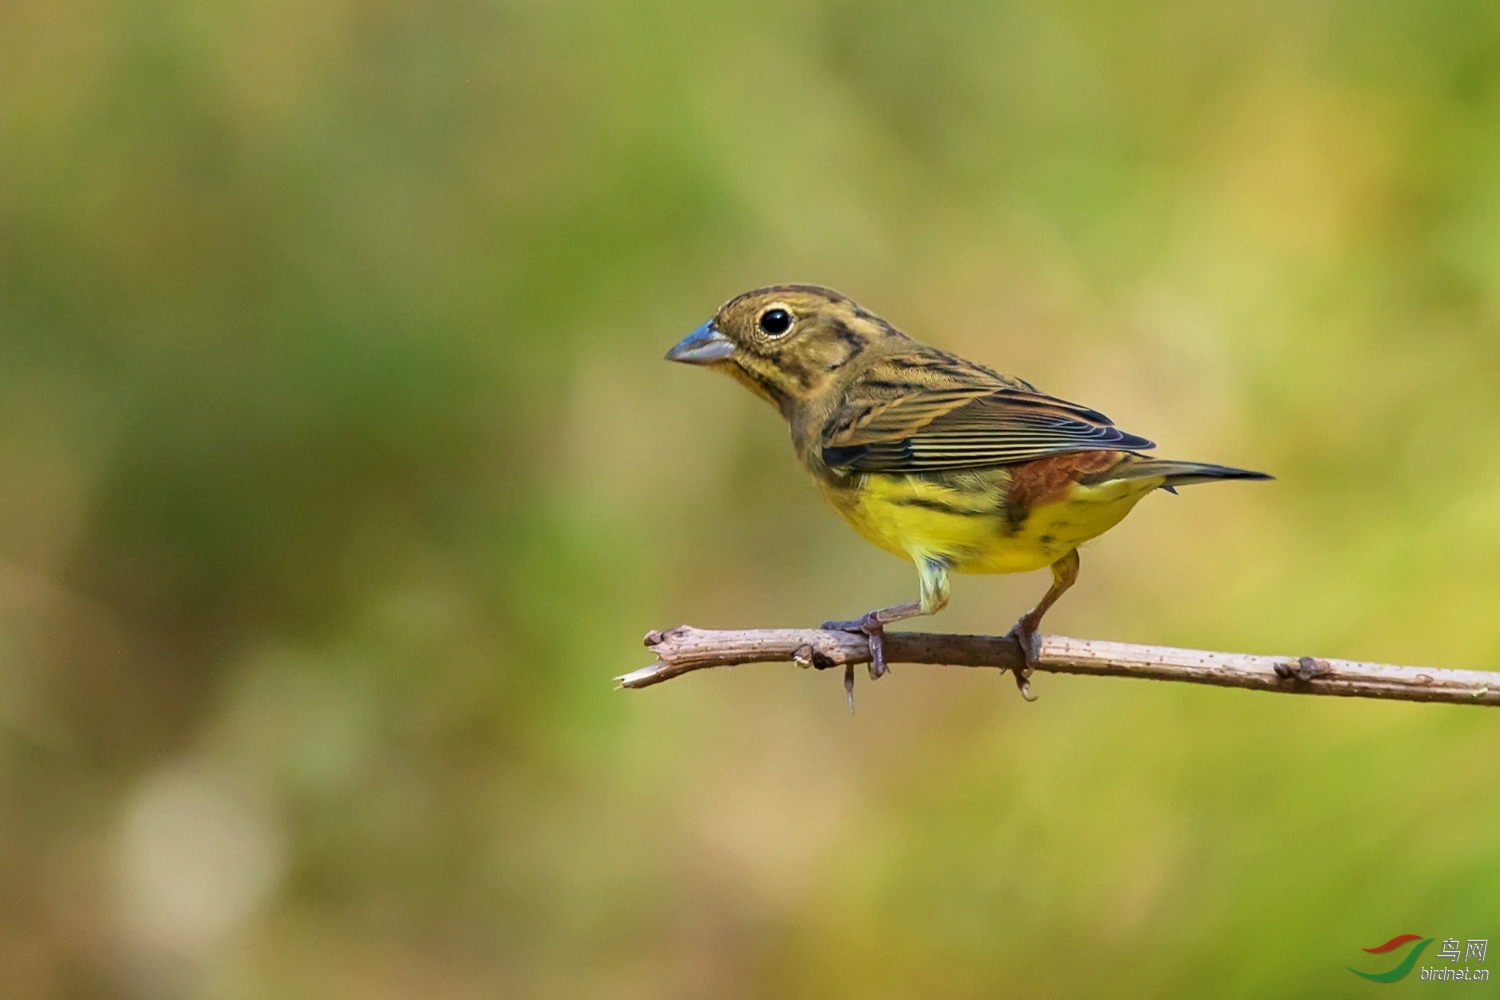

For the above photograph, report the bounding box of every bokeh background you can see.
[4,0,1500,996]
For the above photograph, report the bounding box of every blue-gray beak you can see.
[665,322,734,365]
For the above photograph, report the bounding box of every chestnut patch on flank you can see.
[1006,450,1122,520]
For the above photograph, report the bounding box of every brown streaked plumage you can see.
[667,284,1271,706]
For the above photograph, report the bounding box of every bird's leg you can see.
[821,600,923,682]
[1006,549,1080,701]
[822,557,949,707]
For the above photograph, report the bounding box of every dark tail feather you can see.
[1114,458,1274,489]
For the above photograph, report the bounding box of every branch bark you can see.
[618,626,1500,707]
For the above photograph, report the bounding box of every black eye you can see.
[758,308,793,336]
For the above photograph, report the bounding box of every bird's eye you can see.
[758,308,793,336]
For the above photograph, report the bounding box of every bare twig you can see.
[618,626,1500,707]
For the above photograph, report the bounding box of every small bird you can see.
[667,285,1270,705]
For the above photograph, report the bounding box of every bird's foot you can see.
[1004,616,1042,702]
[821,611,890,683]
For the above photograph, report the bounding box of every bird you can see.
[666,284,1270,706]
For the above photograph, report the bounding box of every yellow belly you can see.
[822,471,1162,574]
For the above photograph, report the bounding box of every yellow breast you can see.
[819,470,1162,574]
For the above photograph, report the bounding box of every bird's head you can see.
[666,284,902,416]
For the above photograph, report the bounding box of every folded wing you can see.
[821,365,1154,473]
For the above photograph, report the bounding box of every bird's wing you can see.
[821,355,1154,472]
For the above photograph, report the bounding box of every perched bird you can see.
[667,284,1270,704]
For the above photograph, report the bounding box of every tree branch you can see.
[618,626,1500,707]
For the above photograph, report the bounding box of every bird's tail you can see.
[1108,457,1273,490]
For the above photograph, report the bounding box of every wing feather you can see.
[821,360,1153,472]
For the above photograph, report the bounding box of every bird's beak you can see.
[665,322,734,365]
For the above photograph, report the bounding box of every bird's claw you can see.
[1005,619,1041,702]
[821,611,890,685]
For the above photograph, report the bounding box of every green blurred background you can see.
[4,0,1500,996]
